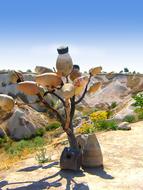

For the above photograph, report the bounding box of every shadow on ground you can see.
[0,162,114,190]
[17,161,59,172]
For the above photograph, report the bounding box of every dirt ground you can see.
[0,121,143,190]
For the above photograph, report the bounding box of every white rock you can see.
[6,108,39,140]
[118,122,131,130]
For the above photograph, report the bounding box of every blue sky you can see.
[0,0,143,72]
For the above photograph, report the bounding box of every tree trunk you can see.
[67,131,78,149]
[65,123,78,150]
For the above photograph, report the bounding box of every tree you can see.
[124,67,129,73]
[16,46,102,170]
[26,69,32,73]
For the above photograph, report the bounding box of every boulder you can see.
[6,106,48,140]
[117,122,131,130]
[0,94,15,112]
[76,134,103,167]
[6,109,36,140]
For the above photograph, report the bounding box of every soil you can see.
[0,121,143,190]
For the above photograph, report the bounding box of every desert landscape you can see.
[0,0,143,189]
[0,64,143,189]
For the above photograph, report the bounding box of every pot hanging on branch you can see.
[74,76,88,96]
[56,46,73,77]
[89,66,102,76]
[87,82,102,94]
[69,69,81,81]
[17,81,44,96]
[61,83,75,99]
[35,72,63,90]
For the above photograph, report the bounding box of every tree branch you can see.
[75,74,92,104]
[44,91,66,107]
[37,93,65,127]
[69,96,75,131]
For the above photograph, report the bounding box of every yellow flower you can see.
[77,122,95,134]
[89,111,108,122]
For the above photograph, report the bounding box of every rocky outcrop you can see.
[0,102,49,140]
[35,66,53,74]
[6,108,37,140]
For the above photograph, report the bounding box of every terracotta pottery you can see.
[69,70,81,81]
[56,46,73,77]
[76,134,103,167]
[35,72,63,90]
[17,81,41,95]
[74,76,88,96]
[89,66,102,76]
[62,83,75,99]
[88,82,101,94]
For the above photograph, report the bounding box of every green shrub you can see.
[95,120,118,131]
[33,136,45,147]
[35,128,45,137]
[0,136,7,145]
[77,119,118,134]
[46,122,61,131]
[4,137,45,156]
[134,108,143,113]
[123,115,136,123]
[133,94,143,108]
[138,112,143,120]
[4,140,29,156]
[110,102,117,109]
[35,147,51,164]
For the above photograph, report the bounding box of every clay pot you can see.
[89,67,102,76]
[76,134,103,167]
[56,46,73,77]
[35,72,63,90]
[0,94,15,112]
[62,83,75,99]
[87,82,101,94]
[69,70,81,81]
[17,81,41,95]
[74,76,88,96]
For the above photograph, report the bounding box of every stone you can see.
[117,122,131,130]
[35,66,53,74]
[6,108,40,140]
[0,94,15,112]
[76,134,103,167]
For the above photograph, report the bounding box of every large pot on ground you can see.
[76,133,103,167]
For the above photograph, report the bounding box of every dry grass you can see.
[0,127,65,171]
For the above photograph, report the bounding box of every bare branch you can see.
[69,96,75,132]
[15,100,40,106]
[44,91,66,107]
[75,74,92,105]
[37,93,65,127]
